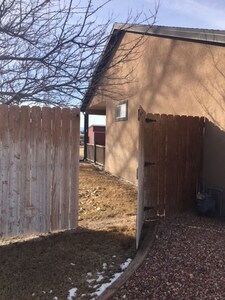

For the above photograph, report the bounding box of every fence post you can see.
[94,143,97,163]
[84,112,89,160]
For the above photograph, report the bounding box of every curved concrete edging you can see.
[98,220,158,300]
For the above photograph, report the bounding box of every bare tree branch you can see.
[0,0,159,107]
[85,1,160,103]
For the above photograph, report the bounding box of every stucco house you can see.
[81,24,225,210]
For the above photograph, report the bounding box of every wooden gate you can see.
[137,107,204,246]
[0,105,80,237]
[136,107,146,248]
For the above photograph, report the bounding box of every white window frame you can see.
[115,100,128,121]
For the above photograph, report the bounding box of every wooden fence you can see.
[87,143,105,165]
[138,109,204,219]
[0,105,80,237]
[137,109,205,246]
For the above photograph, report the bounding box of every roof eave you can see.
[80,27,123,112]
[81,24,225,112]
[113,23,225,44]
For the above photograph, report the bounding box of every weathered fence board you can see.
[96,145,105,166]
[0,105,79,237]
[0,105,9,236]
[165,115,178,213]
[51,107,61,231]
[31,106,42,233]
[158,114,167,212]
[70,108,79,228]
[20,106,31,234]
[87,143,95,162]
[136,107,145,248]
[61,108,71,229]
[8,106,20,236]
[87,143,105,166]
[41,107,52,232]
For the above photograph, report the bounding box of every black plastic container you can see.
[197,192,215,216]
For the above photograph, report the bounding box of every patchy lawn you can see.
[79,163,137,234]
[0,163,137,300]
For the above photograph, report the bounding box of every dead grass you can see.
[80,146,84,160]
[79,163,137,222]
[0,162,137,300]
[0,228,135,300]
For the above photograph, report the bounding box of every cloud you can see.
[165,0,225,28]
[146,0,225,29]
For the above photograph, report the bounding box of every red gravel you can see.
[112,213,225,300]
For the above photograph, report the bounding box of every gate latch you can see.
[145,118,156,123]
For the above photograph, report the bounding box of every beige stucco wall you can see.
[105,97,139,183]
[91,32,225,196]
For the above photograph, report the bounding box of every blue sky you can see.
[81,0,225,127]
[101,0,225,29]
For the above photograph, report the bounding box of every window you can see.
[115,100,128,121]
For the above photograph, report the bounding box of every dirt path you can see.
[79,163,137,236]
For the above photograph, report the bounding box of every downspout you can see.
[83,112,89,160]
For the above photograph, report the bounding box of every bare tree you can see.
[82,3,160,104]
[0,0,159,107]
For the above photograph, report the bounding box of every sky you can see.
[100,0,225,29]
[81,0,225,127]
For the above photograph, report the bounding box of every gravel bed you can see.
[112,213,225,300]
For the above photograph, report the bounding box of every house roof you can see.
[81,23,225,112]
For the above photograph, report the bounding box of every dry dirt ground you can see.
[0,163,137,300]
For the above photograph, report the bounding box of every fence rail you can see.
[0,105,80,237]
[87,143,105,166]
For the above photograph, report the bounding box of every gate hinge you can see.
[145,118,156,123]
[144,206,154,211]
[138,108,143,121]
[144,162,155,167]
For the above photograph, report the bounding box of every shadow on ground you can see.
[0,227,136,299]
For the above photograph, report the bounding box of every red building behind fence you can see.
[88,125,105,146]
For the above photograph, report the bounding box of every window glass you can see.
[115,101,128,121]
